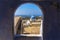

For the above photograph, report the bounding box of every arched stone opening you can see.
[14,2,44,40]
[0,1,58,40]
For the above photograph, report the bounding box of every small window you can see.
[14,3,43,37]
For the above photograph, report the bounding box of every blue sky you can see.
[15,3,43,16]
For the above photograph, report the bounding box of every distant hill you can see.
[15,15,42,18]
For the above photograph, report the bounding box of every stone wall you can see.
[0,0,59,40]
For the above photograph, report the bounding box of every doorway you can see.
[14,3,43,38]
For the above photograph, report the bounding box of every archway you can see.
[14,3,43,39]
[0,1,58,40]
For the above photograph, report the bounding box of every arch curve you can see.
[14,3,43,38]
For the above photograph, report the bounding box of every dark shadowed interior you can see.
[0,1,59,40]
